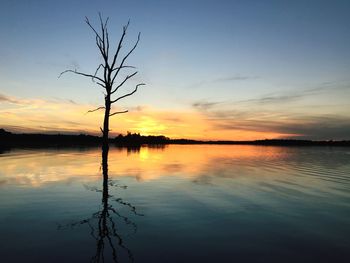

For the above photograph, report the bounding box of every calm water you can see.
[0,145,350,263]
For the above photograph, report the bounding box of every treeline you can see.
[115,132,169,145]
[1,129,350,148]
[115,134,350,146]
[0,129,171,148]
[0,129,100,148]
[219,139,350,147]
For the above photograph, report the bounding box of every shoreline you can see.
[1,129,350,148]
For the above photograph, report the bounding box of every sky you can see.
[0,0,349,140]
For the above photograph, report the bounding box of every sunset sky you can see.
[0,0,349,140]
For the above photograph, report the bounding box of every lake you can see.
[0,145,350,262]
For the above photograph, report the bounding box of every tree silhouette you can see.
[60,13,145,149]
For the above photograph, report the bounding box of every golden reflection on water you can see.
[0,145,288,187]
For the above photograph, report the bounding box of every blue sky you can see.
[0,0,349,139]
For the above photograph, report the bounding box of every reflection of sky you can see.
[0,0,350,139]
[1,146,350,262]
[0,146,285,186]
[1,146,349,197]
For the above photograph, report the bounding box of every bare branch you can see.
[104,16,109,29]
[85,15,108,63]
[94,64,104,78]
[123,32,141,63]
[86,106,105,114]
[109,110,128,117]
[98,12,104,30]
[59,69,104,83]
[110,20,130,71]
[106,26,110,59]
[96,35,107,62]
[111,83,145,104]
[111,32,141,85]
[111,72,138,94]
[111,65,136,72]
[96,82,105,88]
[85,16,103,42]
[99,13,107,57]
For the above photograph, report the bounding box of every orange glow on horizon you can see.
[0,95,301,140]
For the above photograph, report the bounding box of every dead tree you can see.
[60,14,145,148]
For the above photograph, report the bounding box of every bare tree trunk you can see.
[103,94,111,149]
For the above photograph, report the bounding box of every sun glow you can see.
[134,116,167,135]
[0,94,304,140]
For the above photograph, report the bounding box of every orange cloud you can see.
[0,94,211,138]
[0,93,310,140]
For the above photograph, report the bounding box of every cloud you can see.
[191,82,350,140]
[128,105,148,112]
[0,94,210,139]
[69,60,81,70]
[0,93,103,135]
[162,117,183,123]
[274,116,350,140]
[1,84,349,141]
[0,93,19,104]
[237,81,350,105]
[210,114,350,140]
[238,90,318,105]
[212,75,260,82]
[240,94,303,104]
[188,74,259,89]
[68,99,77,104]
[192,100,223,110]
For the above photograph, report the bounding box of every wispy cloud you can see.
[68,99,77,104]
[0,93,209,138]
[191,81,350,140]
[188,74,259,89]
[210,114,350,140]
[240,94,303,104]
[1,83,349,140]
[0,92,102,135]
[0,93,19,104]
[236,80,350,105]
[192,101,224,111]
[211,75,260,83]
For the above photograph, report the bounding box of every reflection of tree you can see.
[59,146,143,262]
[115,144,167,155]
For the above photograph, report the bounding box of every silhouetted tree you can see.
[60,13,145,149]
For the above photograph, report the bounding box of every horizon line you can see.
[1,128,349,143]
